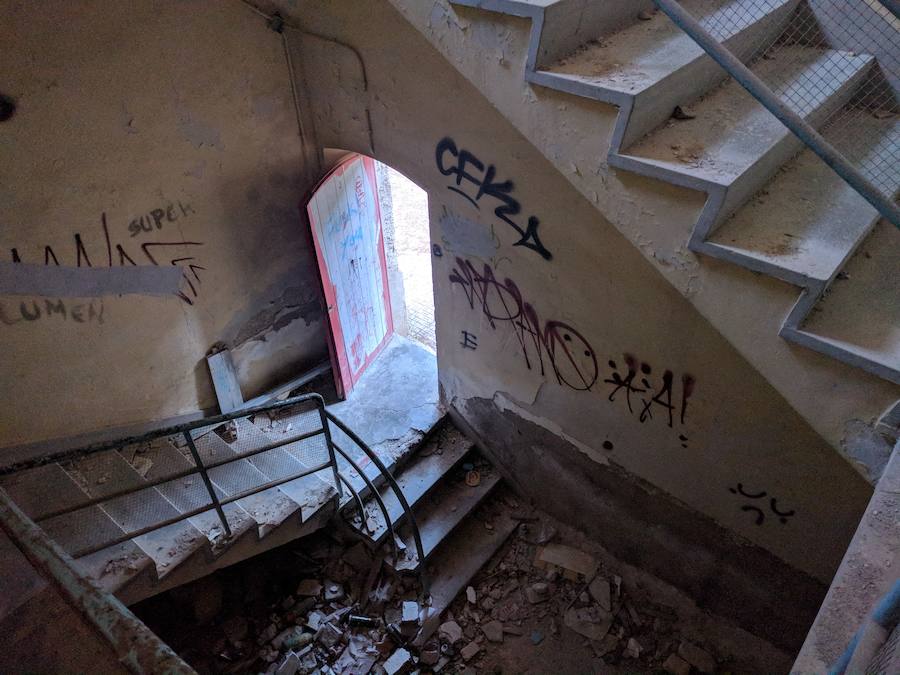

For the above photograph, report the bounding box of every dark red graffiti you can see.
[449,257,597,391]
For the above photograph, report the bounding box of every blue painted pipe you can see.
[829,580,900,675]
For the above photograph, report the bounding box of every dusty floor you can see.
[385,166,436,352]
[134,486,791,674]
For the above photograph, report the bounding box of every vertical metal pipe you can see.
[182,432,231,538]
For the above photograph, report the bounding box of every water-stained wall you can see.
[0,0,876,650]
[0,1,330,449]
[267,0,872,648]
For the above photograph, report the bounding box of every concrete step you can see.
[68,451,210,578]
[413,499,518,647]
[537,0,797,149]
[0,464,155,593]
[620,46,874,227]
[189,430,302,536]
[707,109,898,286]
[120,439,257,554]
[450,0,657,72]
[236,418,336,520]
[795,220,900,382]
[389,459,502,572]
[346,423,473,547]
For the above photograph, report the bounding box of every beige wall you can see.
[0,1,329,448]
[268,0,871,585]
[0,0,872,590]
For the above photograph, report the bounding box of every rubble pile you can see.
[437,521,723,674]
[138,495,733,673]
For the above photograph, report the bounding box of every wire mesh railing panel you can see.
[669,0,899,197]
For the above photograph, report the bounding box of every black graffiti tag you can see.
[436,137,551,260]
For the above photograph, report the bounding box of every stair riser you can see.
[537,0,656,69]
[622,0,799,149]
[714,71,872,235]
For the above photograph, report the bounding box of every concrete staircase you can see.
[449,0,898,386]
[340,421,518,646]
[0,416,340,607]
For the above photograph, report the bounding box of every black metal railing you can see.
[0,392,427,588]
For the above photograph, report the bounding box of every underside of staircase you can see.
[449,0,898,388]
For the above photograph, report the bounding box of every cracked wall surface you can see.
[271,0,871,599]
[0,0,329,449]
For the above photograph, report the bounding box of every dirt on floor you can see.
[134,490,792,674]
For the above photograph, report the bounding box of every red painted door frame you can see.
[306,154,394,399]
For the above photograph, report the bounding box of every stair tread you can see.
[192,431,301,534]
[800,220,900,371]
[542,0,783,95]
[414,504,518,647]
[69,451,208,575]
[238,418,336,519]
[1,464,155,592]
[122,439,256,547]
[350,425,473,545]
[392,465,502,571]
[709,110,898,282]
[624,47,873,184]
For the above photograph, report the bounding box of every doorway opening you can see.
[376,163,436,353]
[307,151,442,469]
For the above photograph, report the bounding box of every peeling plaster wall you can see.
[0,1,329,449]
[391,0,900,464]
[266,0,872,622]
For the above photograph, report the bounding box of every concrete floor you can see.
[329,334,443,488]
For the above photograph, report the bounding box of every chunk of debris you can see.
[524,581,551,604]
[215,420,238,443]
[638,9,655,20]
[503,625,524,636]
[535,544,597,580]
[275,651,300,675]
[594,634,619,657]
[439,620,464,644]
[460,641,481,661]
[466,585,477,604]
[132,455,153,478]
[678,641,716,673]
[564,606,613,642]
[625,637,643,659]
[323,581,345,602]
[588,576,611,612]
[317,622,342,648]
[383,647,413,675]
[482,619,504,643]
[663,653,692,675]
[465,469,481,487]
[305,610,326,631]
[296,579,322,597]
[420,640,441,666]
[401,601,420,626]
[530,630,544,645]
[672,105,696,120]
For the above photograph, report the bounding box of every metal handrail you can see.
[0,488,196,674]
[652,0,900,230]
[2,393,343,559]
[326,411,429,594]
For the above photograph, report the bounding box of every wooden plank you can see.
[206,351,244,414]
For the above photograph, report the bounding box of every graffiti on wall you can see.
[5,206,206,309]
[435,137,552,260]
[0,298,104,326]
[449,256,695,440]
[729,483,795,526]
